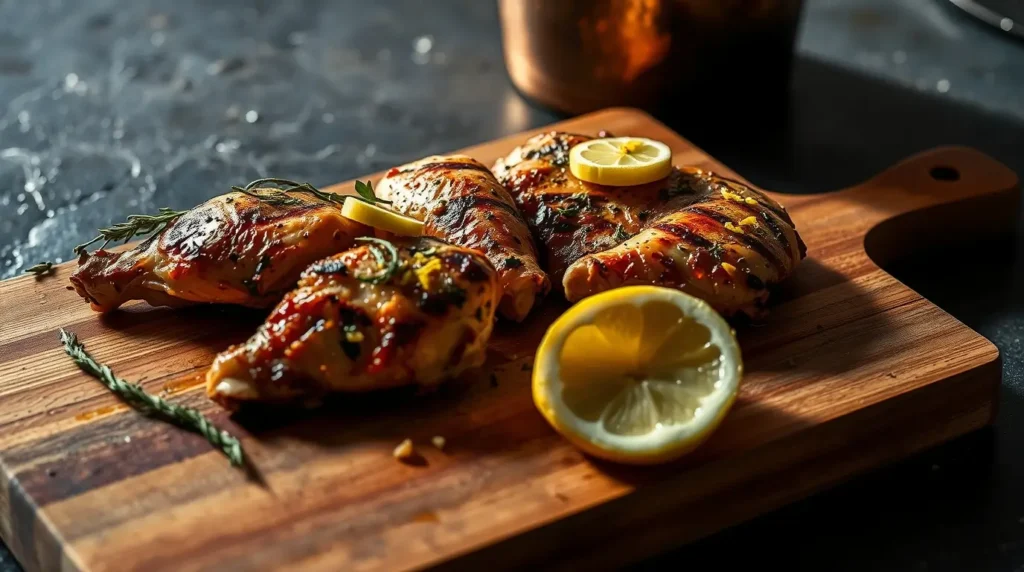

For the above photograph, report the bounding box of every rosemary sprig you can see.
[25,261,55,277]
[231,177,391,207]
[354,237,400,284]
[74,208,188,255]
[58,328,245,468]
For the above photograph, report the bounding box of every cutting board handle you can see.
[841,146,1021,266]
[840,146,1019,223]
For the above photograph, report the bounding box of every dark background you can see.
[1,0,1023,570]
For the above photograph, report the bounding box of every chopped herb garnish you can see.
[74,207,189,255]
[25,261,55,277]
[568,192,593,208]
[309,258,349,276]
[503,256,523,269]
[613,225,632,242]
[708,243,726,260]
[556,206,580,218]
[354,237,399,284]
[58,329,245,467]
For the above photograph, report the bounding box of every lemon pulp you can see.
[533,286,741,464]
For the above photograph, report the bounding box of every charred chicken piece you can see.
[206,237,499,408]
[70,188,369,312]
[493,132,805,318]
[375,155,549,322]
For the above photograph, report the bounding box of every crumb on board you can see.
[431,436,446,450]
[393,438,415,460]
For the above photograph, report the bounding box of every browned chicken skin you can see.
[375,155,549,322]
[206,237,499,408]
[70,190,369,312]
[493,132,806,318]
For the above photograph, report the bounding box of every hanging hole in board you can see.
[929,166,960,182]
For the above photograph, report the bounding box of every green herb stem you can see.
[58,329,245,467]
[74,208,188,256]
[25,261,55,277]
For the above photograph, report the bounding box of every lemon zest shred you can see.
[720,189,745,203]
[415,257,444,290]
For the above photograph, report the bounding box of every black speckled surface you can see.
[1,0,1023,570]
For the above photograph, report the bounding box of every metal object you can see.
[498,0,805,115]
[947,0,1024,40]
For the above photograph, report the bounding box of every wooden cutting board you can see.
[0,108,1019,572]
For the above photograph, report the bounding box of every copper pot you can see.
[498,0,805,116]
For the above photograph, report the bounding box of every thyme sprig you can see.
[25,261,55,277]
[59,328,245,467]
[74,208,188,256]
[354,237,399,284]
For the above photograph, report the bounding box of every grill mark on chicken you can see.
[431,195,521,231]
[653,222,715,249]
[686,206,787,271]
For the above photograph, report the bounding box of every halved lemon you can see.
[569,136,672,186]
[533,286,742,464]
[341,198,424,236]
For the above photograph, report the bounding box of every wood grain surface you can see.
[0,108,1018,571]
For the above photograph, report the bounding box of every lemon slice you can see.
[533,286,742,464]
[342,197,424,236]
[569,137,672,186]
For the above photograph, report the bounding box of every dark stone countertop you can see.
[1,0,1022,570]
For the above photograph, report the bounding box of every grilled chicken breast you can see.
[207,237,499,408]
[70,190,369,312]
[375,155,549,322]
[493,132,805,318]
